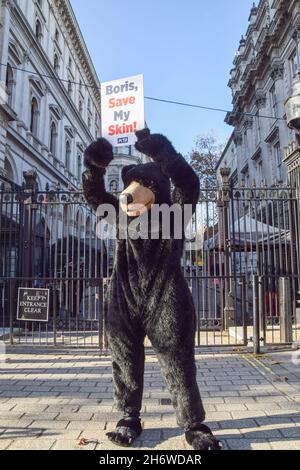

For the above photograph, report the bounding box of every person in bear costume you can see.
[82,129,221,450]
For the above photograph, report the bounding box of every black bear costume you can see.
[82,129,221,450]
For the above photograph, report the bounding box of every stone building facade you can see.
[0,0,144,192]
[220,0,300,187]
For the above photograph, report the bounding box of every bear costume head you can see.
[84,128,173,217]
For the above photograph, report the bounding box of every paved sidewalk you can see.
[0,346,299,450]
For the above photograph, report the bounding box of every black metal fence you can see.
[1,172,299,350]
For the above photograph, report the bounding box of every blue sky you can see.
[70,0,255,156]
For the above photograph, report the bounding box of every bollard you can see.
[252,275,260,354]
[279,277,293,343]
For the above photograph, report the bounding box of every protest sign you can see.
[101,74,144,147]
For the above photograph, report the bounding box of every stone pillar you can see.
[0,0,12,84]
[219,167,235,330]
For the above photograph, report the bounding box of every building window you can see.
[55,28,59,42]
[54,54,59,73]
[79,100,83,114]
[270,84,278,118]
[77,155,82,180]
[241,166,250,187]
[68,57,72,69]
[88,98,91,111]
[88,116,91,130]
[35,19,42,43]
[79,79,82,92]
[50,122,57,156]
[109,180,118,192]
[255,111,261,145]
[67,80,72,97]
[65,140,71,171]
[5,64,14,107]
[30,97,39,136]
[257,160,263,184]
[243,129,248,156]
[290,49,299,78]
[274,142,283,181]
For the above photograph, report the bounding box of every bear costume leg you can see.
[105,293,145,447]
[146,297,222,450]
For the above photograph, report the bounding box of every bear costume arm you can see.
[82,138,119,213]
[135,129,200,210]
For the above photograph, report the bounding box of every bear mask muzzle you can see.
[120,181,155,217]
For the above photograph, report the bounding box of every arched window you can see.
[5,64,14,107]
[30,97,39,136]
[65,140,71,171]
[109,180,118,192]
[79,100,83,114]
[4,157,15,186]
[35,20,42,43]
[50,122,57,156]
[54,54,59,72]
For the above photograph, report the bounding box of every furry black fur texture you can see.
[82,130,221,450]
[106,418,142,447]
[185,424,222,450]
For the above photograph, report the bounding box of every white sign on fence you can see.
[101,74,144,147]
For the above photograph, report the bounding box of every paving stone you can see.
[52,439,98,450]
[7,438,56,450]
[28,420,69,430]
[269,438,300,450]
[225,438,272,450]
[279,427,300,438]
[215,403,247,412]
[0,439,14,449]
[56,413,93,421]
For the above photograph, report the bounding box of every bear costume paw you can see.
[106,418,142,447]
[185,424,223,450]
[84,138,113,169]
[135,128,175,160]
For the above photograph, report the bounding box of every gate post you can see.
[219,168,235,330]
[252,275,261,354]
[279,277,293,343]
[22,170,37,281]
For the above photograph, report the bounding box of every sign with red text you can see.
[101,74,144,147]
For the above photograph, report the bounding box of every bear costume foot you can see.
[185,424,222,450]
[106,418,142,447]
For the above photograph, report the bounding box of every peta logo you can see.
[117,137,129,144]
[292,343,300,366]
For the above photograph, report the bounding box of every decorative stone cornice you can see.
[271,60,284,81]
[29,76,45,97]
[64,125,75,139]
[255,89,267,109]
[54,0,101,105]
[243,116,254,130]
[49,104,62,121]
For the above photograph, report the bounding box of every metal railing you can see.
[1,173,299,350]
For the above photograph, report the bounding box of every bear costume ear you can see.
[121,165,136,183]
[84,138,113,169]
